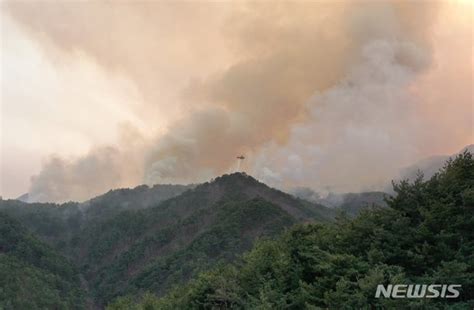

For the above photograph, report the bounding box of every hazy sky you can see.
[1,0,472,202]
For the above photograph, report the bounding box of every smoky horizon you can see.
[1,1,472,202]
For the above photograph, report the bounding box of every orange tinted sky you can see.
[0,1,472,201]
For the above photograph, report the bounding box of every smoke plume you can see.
[2,1,472,202]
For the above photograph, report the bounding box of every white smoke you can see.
[254,39,428,192]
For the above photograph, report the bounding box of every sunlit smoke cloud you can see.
[2,1,472,202]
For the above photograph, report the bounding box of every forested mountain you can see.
[1,152,472,309]
[74,173,333,305]
[110,151,474,309]
[0,173,333,307]
[0,184,192,252]
[0,212,85,309]
[81,183,194,218]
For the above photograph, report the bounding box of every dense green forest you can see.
[0,212,84,309]
[108,151,474,309]
[0,152,472,309]
[74,174,332,306]
[0,173,333,307]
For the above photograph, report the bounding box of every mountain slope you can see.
[89,198,297,304]
[1,173,333,307]
[80,183,193,221]
[74,173,333,305]
[0,212,85,309]
[122,150,474,309]
[0,184,192,253]
[0,200,83,252]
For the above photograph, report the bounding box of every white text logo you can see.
[375,284,461,299]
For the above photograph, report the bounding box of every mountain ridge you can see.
[73,172,335,305]
[1,171,336,307]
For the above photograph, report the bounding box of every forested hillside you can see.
[74,173,333,305]
[1,152,471,309]
[111,151,474,309]
[0,173,333,307]
[0,184,191,253]
[0,213,85,309]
